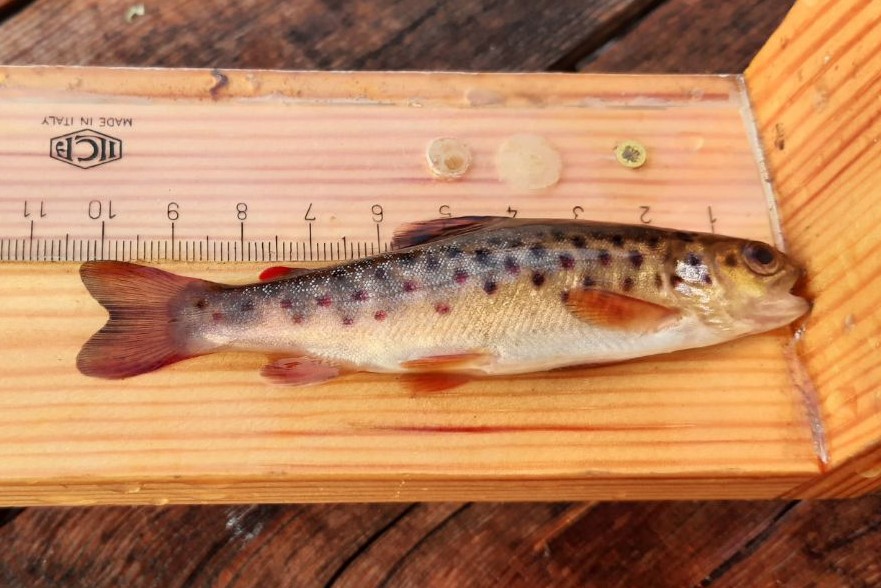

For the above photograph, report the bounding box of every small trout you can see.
[78,216,809,389]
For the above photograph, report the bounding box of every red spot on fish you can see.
[292,313,305,324]
[212,311,223,322]
[374,310,387,321]
[598,250,612,266]
[280,299,293,309]
[453,269,468,285]
[342,317,354,325]
[435,302,451,315]
[559,253,575,270]
[316,294,332,307]
[352,290,369,302]
[403,280,418,293]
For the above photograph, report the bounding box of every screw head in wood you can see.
[615,140,648,169]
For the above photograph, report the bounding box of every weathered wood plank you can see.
[581,0,795,73]
[0,0,661,70]
[3,499,881,587]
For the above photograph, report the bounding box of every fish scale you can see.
[75,216,809,388]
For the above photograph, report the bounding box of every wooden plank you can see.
[745,0,881,483]
[0,0,660,70]
[580,0,795,73]
[4,498,881,587]
[0,67,820,504]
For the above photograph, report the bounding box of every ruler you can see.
[0,68,776,263]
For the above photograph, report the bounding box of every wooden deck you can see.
[3,0,881,586]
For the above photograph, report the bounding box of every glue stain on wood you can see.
[496,134,562,190]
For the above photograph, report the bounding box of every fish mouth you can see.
[751,291,811,330]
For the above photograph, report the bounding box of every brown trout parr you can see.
[77,216,809,390]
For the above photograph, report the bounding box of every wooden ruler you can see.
[0,67,820,505]
[1,68,779,265]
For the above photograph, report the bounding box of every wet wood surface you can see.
[3,0,880,587]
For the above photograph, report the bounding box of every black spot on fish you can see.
[330,267,347,279]
[622,277,634,292]
[598,250,612,266]
[352,290,369,302]
[724,253,738,267]
[398,251,419,265]
[560,290,570,303]
[570,235,586,249]
[403,280,418,293]
[504,256,520,275]
[703,274,713,285]
[529,243,546,259]
[559,253,575,270]
[551,229,566,242]
[453,268,468,285]
[374,267,388,280]
[483,280,498,295]
[685,253,702,266]
[425,253,440,271]
[654,273,663,289]
[670,275,683,287]
[194,299,208,309]
[474,248,493,266]
[674,231,696,243]
[629,250,644,269]
[488,236,504,246]
[532,272,546,288]
[240,299,255,312]
[647,235,661,248]
[508,238,525,248]
[280,299,293,309]
[582,275,596,288]
[445,246,463,259]
[611,235,625,248]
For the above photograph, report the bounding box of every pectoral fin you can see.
[565,289,679,332]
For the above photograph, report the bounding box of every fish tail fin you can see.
[77,261,216,379]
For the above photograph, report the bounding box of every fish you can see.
[76,216,809,390]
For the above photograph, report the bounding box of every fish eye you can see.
[742,242,781,276]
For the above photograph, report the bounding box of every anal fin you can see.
[401,373,474,395]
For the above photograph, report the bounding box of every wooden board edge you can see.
[0,473,818,506]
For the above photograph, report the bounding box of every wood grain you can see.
[4,498,881,587]
[580,0,795,73]
[0,0,661,71]
[745,0,881,483]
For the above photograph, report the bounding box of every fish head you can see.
[666,236,809,334]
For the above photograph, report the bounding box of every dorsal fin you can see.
[565,288,679,332]
[391,216,506,249]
